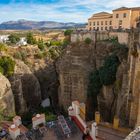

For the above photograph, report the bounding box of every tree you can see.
[0,56,15,77]
[8,34,20,44]
[38,38,46,51]
[99,55,120,85]
[64,29,73,36]
[26,32,37,45]
[85,38,92,44]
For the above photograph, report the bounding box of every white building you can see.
[17,37,27,46]
[0,35,9,43]
[9,124,20,140]
[32,114,46,129]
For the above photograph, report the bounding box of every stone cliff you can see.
[9,60,41,115]
[0,73,15,117]
[57,36,131,126]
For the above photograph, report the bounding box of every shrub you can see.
[0,43,7,52]
[64,29,73,36]
[14,52,22,60]
[0,66,4,74]
[50,40,62,46]
[38,38,46,51]
[26,32,37,45]
[35,52,44,59]
[88,70,102,97]
[85,38,92,44]
[99,55,120,85]
[0,56,15,77]
[63,39,70,47]
[8,34,20,44]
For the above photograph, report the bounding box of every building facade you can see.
[87,7,140,31]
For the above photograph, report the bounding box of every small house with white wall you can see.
[8,124,20,140]
[17,37,27,46]
[32,114,46,129]
[0,35,9,43]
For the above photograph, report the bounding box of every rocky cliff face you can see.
[57,40,129,125]
[29,59,59,108]
[9,60,41,114]
[56,42,95,110]
[0,73,15,116]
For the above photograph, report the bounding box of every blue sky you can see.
[0,0,139,23]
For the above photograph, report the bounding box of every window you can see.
[89,22,92,26]
[116,14,119,18]
[93,27,95,30]
[97,27,99,30]
[123,13,127,18]
[109,26,112,30]
[101,27,103,30]
[119,20,122,25]
[105,21,108,25]
[93,22,95,26]
[97,21,99,25]
[105,27,108,30]
[101,21,103,25]
[110,21,112,25]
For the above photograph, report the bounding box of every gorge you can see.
[0,30,140,129]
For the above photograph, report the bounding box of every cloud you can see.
[0,0,139,23]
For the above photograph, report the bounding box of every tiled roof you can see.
[13,116,21,121]
[113,6,140,11]
[8,125,19,132]
[32,114,45,121]
[93,12,112,16]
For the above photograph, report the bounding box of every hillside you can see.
[0,19,86,30]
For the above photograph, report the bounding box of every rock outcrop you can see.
[9,60,41,114]
[0,73,15,116]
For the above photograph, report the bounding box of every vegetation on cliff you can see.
[0,56,15,77]
[88,39,128,110]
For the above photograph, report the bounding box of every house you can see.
[17,37,27,46]
[0,35,9,43]
[87,6,140,31]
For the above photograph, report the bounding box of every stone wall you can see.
[71,31,129,44]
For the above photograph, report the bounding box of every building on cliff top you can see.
[87,6,140,31]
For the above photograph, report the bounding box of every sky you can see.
[0,0,140,23]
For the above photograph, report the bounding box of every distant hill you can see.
[0,19,86,30]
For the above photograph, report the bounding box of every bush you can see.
[38,38,46,51]
[0,56,15,77]
[88,54,120,99]
[14,51,27,61]
[0,43,7,52]
[35,52,44,59]
[64,30,73,36]
[8,34,20,44]
[85,38,92,44]
[26,32,37,45]
[14,52,22,60]
[88,70,102,97]
[0,66,4,74]
[99,55,120,85]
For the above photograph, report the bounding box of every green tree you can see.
[0,56,15,77]
[85,38,92,44]
[64,29,73,36]
[8,34,20,44]
[38,38,46,51]
[26,32,37,45]
[99,55,120,85]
